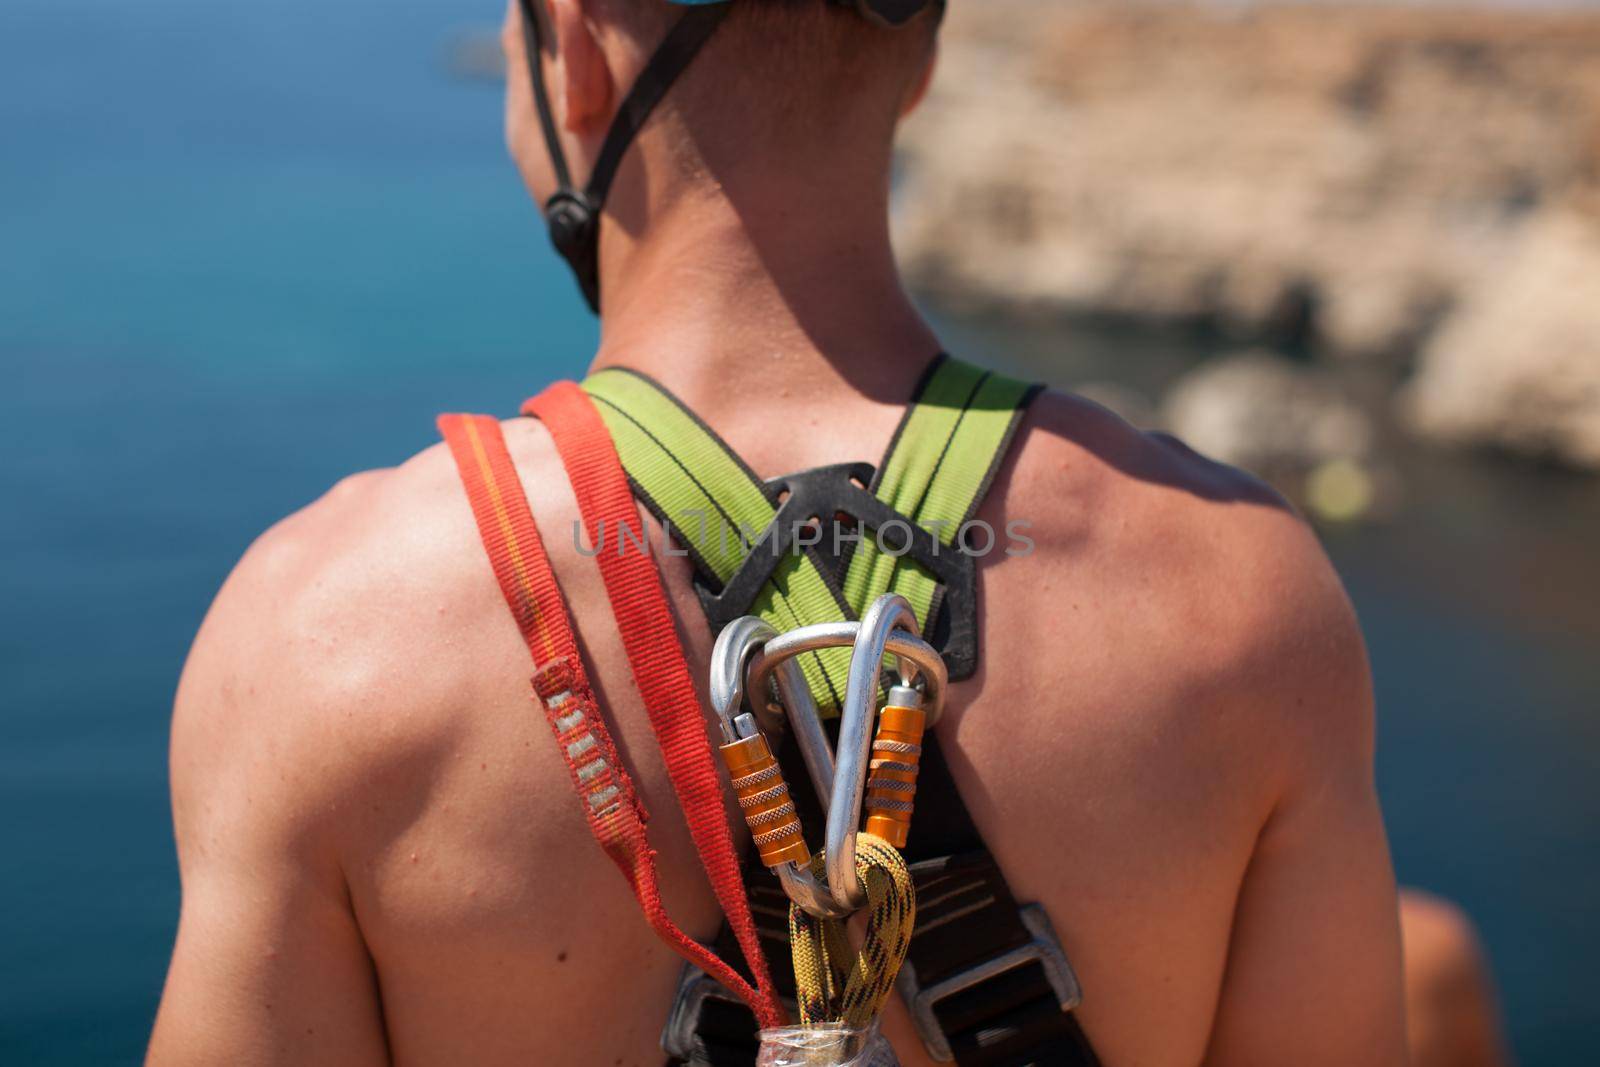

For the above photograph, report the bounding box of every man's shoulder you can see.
[1016,386,1321,589]
[217,417,565,669]
[1016,386,1290,521]
[1011,388,1373,780]
[171,420,570,842]
[201,435,485,695]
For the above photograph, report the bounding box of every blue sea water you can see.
[1,1,1595,1063]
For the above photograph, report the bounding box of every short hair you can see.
[675,1,938,140]
[592,0,937,116]
[550,0,934,177]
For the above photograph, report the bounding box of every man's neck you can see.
[585,166,940,421]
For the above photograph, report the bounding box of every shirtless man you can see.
[149,2,1416,1063]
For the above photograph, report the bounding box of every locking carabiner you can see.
[709,618,856,919]
[829,595,935,910]
[738,595,947,915]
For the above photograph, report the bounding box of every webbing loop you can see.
[523,383,788,1028]
[438,411,783,1030]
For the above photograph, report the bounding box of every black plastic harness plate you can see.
[694,462,980,681]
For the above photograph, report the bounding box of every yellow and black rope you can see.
[788,833,917,1029]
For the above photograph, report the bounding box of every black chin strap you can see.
[517,0,732,313]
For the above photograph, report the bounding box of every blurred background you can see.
[3,0,1596,1062]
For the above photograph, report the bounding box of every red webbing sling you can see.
[522,381,783,1025]
[438,411,783,1029]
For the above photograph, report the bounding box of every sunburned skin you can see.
[146,374,1407,1067]
[146,3,1412,1065]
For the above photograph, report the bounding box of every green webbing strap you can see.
[842,356,1040,641]
[583,368,857,709]
[581,357,1039,714]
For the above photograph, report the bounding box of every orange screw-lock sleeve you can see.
[721,733,811,869]
[863,702,926,849]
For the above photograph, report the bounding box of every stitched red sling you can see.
[439,408,783,1030]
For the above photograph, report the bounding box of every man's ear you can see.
[901,40,938,119]
[549,0,614,134]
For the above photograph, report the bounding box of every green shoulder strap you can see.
[582,356,1039,715]
[841,356,1040,652]
[581,367,859,710]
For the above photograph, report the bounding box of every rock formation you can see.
[896,1,1600,469]
[1406,202,1600,467]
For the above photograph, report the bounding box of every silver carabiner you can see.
[709,618,856,920]
[709,616,783,744]
[742,596,947,913]
[828,594,924,910]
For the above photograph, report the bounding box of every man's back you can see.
[149,363,1404,1066]
[147,2,1405,1062]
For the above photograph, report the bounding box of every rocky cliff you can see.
[896,1,1600,469]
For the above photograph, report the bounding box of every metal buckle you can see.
[660,962,745,1062]
[897,905,1083,1063]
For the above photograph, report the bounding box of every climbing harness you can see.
[579,356,1039,706]
[583,356,1100,1066]
[441,355,1102,1066]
